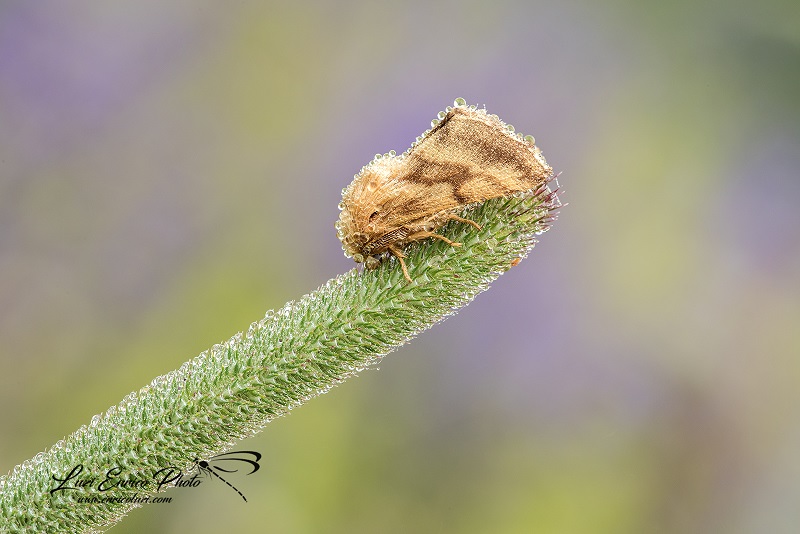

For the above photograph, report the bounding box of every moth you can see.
[335,98,553,282]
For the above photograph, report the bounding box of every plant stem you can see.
[0,186,559,533]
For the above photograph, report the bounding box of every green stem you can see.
[0,187,559,533]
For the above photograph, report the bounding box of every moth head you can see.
[336,157,400,262]
[335,194,369,260]
[347,248,382,269]
[339,226,369,261]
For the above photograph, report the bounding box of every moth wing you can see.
[373,107,552,228]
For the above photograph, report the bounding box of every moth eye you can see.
[369,211,379,221]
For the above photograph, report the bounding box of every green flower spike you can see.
[0,184,560,533]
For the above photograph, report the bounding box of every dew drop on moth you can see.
[335,98,553,282]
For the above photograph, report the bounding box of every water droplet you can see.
[524,134,535,145]
[374,153,382,160]
[506,124,515,132]
[431,119,440,127]
[389,149,396,156]
[437,111,447,120]
[338,201,345,210]
[454,97,466,107]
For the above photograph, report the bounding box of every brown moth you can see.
[335,98,553,282]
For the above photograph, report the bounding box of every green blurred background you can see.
[2,1,799,532]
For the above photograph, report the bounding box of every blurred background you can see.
[1,0,799,532]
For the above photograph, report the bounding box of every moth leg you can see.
[407,231,462,248]
[388,245,412,283]
[446,214,482,230]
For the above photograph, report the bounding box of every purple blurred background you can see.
[2,1,799,532]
